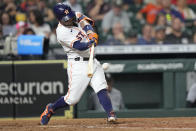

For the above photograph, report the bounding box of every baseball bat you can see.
[87,44,95,78]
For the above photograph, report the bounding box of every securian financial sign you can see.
[0,81,64,104]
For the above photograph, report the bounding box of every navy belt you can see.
[74,57,89,61]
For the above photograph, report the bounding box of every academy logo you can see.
[104,63,125,73]
[137,63,184,71]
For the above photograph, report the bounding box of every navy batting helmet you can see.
[53,3,75,21]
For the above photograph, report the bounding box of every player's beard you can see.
[60,16,77,27]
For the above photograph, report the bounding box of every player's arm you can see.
[57,24,94,51]
[72,39,94,51]
[58,37,94,51]
[76,12,98,45]
[82,21,98,46]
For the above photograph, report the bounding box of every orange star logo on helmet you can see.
[64,10,69,15]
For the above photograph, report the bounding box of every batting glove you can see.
[88,39,96,48]
[88,32,98,46]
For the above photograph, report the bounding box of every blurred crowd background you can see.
[0,0,196,59]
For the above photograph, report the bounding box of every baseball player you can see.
[40,3,117,125]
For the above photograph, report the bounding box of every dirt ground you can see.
[1,117,196,131]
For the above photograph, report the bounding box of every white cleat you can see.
[108,116,117,122]
[107,111,117,123]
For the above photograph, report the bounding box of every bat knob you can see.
[88,74,93,78]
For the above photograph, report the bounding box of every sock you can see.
[52,96,68,111]
[97,89,113,117]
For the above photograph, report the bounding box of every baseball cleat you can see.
[40,103,54,125]
[107,111,117,123]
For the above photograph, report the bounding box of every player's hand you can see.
[88,32,98,46]
[87,39,95,48]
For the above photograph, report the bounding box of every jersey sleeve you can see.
[75,12,95,26]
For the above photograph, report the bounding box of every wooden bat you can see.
[87,44,95,78]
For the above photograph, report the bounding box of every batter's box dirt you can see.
[1,117,196,131]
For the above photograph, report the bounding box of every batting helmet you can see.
[53,3,75,21]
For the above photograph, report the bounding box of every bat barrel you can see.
[87,44,95,78]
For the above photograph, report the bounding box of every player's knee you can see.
[65,98,80,106]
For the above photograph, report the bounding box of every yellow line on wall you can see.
[0,60,67,69]
[0,61,12,64]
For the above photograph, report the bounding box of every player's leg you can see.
[40,61,73,125]
[40,61,90,125]
[90,59,116,122]
[40,97,68,125]
[64,61,91,105]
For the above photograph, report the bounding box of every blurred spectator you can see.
[122,0,134,11]
[49,24,58,45]
[87,0,111,21]
[154,25,166,44]
[37,0,55,23]
[3,33,17,56]
[15,13,28,36]
[138,24,155,45]
[124,0,144,15]
[175,0,196,20]
[124,30,138,45]
[101,0,131,35]
[159,0,184,26]
[165,17,190,44]
[171,0,196,4]
[132,0,144,12]
[16,13,27,23]
[2,12,29,56]
[155,13,173,35]
[186,0,196,4]
[88,73,125,111]
[28,10,51,58]
[20,0,38,12]
[144,0,156,4]
[156,14,167,26]
[0,0,17,23]
[104,22,126,45]
[3,18,30,56]
[0,12,16,37]
[48,0,64,6]
[136,0,162,24]
[28,10,51,38]
[63,0,83,12]
[23,27,35,35]
[15,21,28,36]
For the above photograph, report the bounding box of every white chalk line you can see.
[37,125,196,130]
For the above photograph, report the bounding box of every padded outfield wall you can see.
[1,59,196,118]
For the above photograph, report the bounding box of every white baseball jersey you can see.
[56,12,92,59]
[56,12,107,105]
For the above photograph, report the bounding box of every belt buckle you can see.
[83,58,89,61]
[74,57,80,61]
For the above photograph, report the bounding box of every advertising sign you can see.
[0,60,68,117]
[0,63,14,117]
[17,35,44,55]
